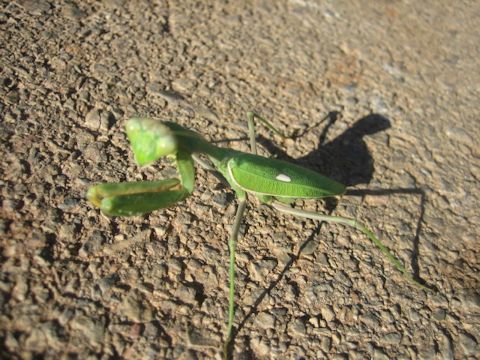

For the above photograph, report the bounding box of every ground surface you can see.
[1,0,479,359]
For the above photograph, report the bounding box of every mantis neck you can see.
[171,125,235,165]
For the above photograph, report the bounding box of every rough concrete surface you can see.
[1,0,479,359]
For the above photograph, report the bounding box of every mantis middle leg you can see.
[224,112,284,354]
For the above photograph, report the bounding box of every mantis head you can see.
[126,118,178,166]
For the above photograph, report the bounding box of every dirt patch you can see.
[1,0,479,358]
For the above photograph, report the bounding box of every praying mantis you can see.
[87,112,426,356]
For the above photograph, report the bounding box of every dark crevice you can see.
[40,233,57,263]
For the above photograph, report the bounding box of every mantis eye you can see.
[126,118,178,166]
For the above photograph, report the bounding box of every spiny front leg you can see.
[87,124,196,217]
[86,150,194,216]
[87,179,190,216]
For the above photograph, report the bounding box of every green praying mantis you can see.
[87,112,426,355]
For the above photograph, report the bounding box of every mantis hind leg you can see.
[270,201,429,290]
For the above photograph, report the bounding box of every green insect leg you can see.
[271,202,429,290]
[87,179,181,208]
[222,189,248,359]
[246,111,288,155]
[99,187,190,216]
[175,149,195,193]
[87,179,189,217]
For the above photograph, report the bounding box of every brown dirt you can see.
[1,0,479,359]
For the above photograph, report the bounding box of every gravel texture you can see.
[1,0,479,359]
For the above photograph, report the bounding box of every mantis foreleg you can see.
[87,149,196,217]
[86,179,188,216]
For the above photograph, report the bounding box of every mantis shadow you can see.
[257,112,392,186]
[223,113,434,356]
[213,112,389,188]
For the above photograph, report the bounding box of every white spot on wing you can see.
[276,174,291,182]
